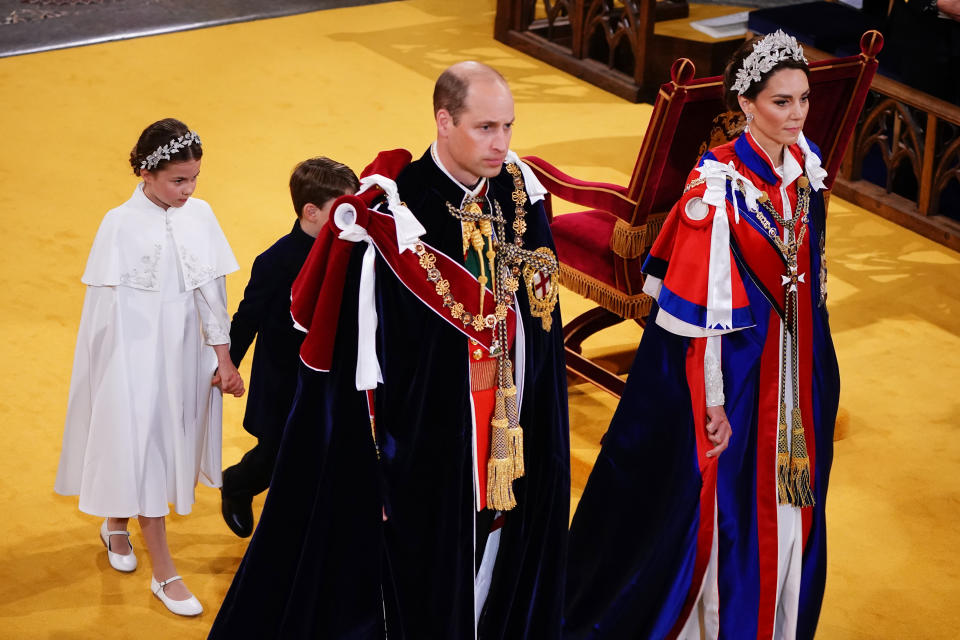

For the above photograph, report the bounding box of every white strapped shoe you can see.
[151,575,203,617]
[100,520,137,573]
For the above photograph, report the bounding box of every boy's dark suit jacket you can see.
[229,221,314,438]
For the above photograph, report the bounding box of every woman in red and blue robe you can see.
[564,33,841,640]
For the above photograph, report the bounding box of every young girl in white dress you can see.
[55,118,245,616]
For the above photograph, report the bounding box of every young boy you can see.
[218,157,359,537]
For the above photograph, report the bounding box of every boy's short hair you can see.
[289,157,360,218]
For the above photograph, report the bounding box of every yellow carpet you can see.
[0,1,957,637]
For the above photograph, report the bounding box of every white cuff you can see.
[704,335,725,407]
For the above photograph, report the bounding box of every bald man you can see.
[209,62,570,639]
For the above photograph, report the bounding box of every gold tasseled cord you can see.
[503,385,524,479]
[789,407,816,507]
[777,402,793,505]
[486,389,517,511]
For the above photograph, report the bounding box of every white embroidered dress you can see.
[55,184,239,517]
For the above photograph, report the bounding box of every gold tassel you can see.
[492,388,507,432]
[486,457,517,511]
[645,212,667,238]
[609,218,648,259]
[789,407,816,507]
[486,390,517,511]
[776,402,793,505]
[462,220,475,255]
[503,385,524,479]
[507,429,524,479]
[789,457,816,508]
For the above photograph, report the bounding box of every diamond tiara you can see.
[139,131,202,171]
[732,30,808,96]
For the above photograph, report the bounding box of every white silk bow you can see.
[333,201,384,391]
[357,174,426,253]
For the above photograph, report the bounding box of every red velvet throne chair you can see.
[526,31,884,397]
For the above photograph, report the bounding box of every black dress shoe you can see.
[221,490,254,538]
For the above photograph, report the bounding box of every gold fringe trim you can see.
[609,219,648,259]
[606,212,669,260]
[645,212,667,240]
[777,452,792,505]
[507,426,524,478]
[789,457,816,508]
[789,407,815,507]
[490,390,508,455]
[557,265,652,319]
[486,457,516,511]
[503,386,524,478]
[776,405,817,507]
[776,402,793,505]
[486,389,517,511]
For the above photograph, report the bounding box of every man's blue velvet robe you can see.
[208,150,570,639]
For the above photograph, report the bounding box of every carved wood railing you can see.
[832,70,960,251]
[494,0,691,102]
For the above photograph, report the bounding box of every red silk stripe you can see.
[365,209,517,349]
[704,144,789,316]
[667,337,719,640]
[294,195,517,372]
[755,309,783,640]
[727,220,787,317]
[471,384,496,511]
[366,389,375,422]
[798,231,817,549]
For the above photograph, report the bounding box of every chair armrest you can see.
[523,155,637,222]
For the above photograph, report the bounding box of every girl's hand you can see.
[211,344,244,397]
[215,363,245,397]
[705,405,732,458]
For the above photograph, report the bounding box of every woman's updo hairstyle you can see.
[722,35,810,112]
[129,118,203,176]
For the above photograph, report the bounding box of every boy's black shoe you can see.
[221,490,254,538]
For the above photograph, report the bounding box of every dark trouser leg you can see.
[222,436,281,500]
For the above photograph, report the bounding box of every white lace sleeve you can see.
[704,335,725,407]
[195,276,231,345]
